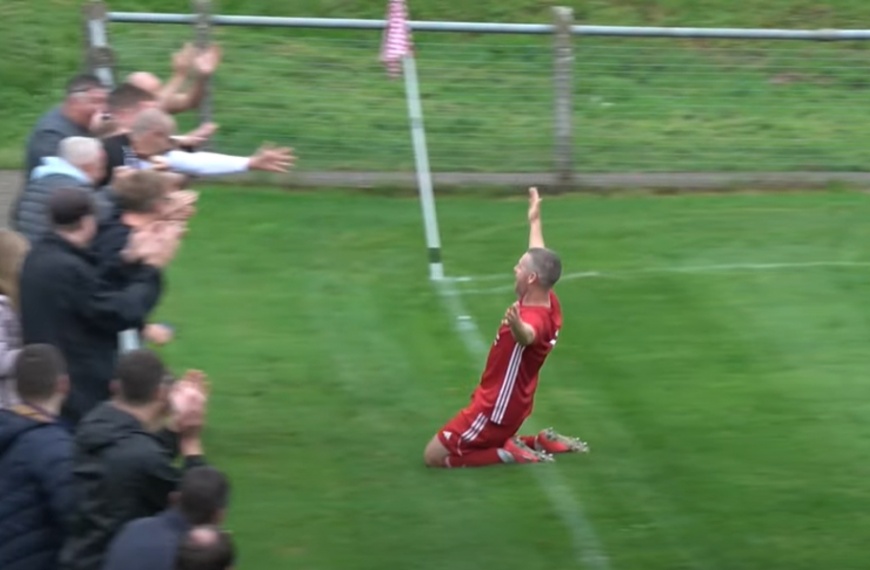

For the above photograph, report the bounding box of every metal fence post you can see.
[193,0,215,148]
[82,1,116,87]
[552,6,574,191]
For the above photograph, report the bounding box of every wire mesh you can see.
[574,39,870,172]
[107,23,553,172]
[105,19,870,174]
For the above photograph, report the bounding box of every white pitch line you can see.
[435,277,611,570]
[450,260,870,294]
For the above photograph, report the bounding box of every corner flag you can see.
[380,0,413,78]
[378,0,444,281]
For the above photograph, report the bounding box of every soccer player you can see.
[423,187,588,468]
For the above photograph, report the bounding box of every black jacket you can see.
[99,134,130,188]
[0,405,74,570]
[101,508,191,570]
[91,201,135,292]
[19,233,163,425]
[59,403,205,570]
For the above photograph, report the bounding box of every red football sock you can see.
[444,448,504,468]
[519,434,539,448]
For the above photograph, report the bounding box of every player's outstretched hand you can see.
[528,186,541,224]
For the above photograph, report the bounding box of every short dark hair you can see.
[527,247,562,289]
[109,83,157,113]
[175,526,236,570]
[113,170,167,214]
[179,467,231,525]
[48,187,95,231]
[115,349,171,406]
[66,73,104,95]
[15,344,67,402]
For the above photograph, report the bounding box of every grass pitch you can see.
[154,186,870,570]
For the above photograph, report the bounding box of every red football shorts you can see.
[436,406,521,456]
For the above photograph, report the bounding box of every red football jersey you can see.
[470,290,562,426]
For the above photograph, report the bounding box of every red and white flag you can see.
[380,0,413,77]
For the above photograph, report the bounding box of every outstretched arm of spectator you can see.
[156,145,295,177]
[74,222,185,333]
[70,261,163,335]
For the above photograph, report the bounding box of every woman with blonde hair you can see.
[0,229,29,407]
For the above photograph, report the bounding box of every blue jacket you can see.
[0,404,74,570]
[101,508,191,570]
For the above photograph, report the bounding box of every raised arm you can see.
[528,187,545,249]
[163,44,222,115]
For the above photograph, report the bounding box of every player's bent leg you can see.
[426,409,555,468]
[423,436,451,468]
[520,427,589,455]
[426,435,552,468]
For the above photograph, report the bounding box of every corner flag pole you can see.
[380,0,444,281]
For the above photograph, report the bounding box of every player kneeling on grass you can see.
[423,187,588,468]
[424,188,588,467]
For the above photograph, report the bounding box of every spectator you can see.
[0,344,74,570]
[19,188,176,425]
[92,83,159,140]
[175,526,235,570]
[94,169,174,287]
[60,350,209,570]
[93,169,184,347]
[14,137,112,244]
[104,108,293,186]
[96,83,217,190]
[102,466,230,570]
[20,74,107,182]
[0,230,29,408]
[125,42,222,116]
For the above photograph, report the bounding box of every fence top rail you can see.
[107,12,870,40]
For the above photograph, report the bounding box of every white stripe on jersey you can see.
[491,343,525,424]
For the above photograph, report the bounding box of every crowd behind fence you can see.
[81,1,870,187]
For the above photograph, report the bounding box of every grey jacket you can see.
[13,157,112,244]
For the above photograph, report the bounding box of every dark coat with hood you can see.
[59,402,205,570]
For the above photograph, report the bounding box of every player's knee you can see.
[423,438,448,468]
[423,447,442,468]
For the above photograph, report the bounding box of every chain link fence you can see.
[574,39,870,172]
[105,23,552,173]
[92,7,870,177]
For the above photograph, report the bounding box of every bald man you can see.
[99,108,294,187]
